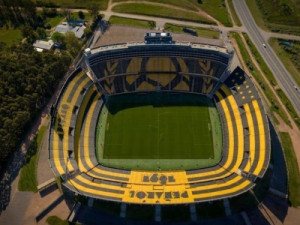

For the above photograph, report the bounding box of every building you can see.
[33,40,54,52]
[54,22,86,39]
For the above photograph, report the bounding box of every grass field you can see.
[269,38,300,87]
[112,0,198,11]
[35,0,109,10]
[112,3,216,25]
[18,125,47,192]
[195,0,233,27]
[109,16,156,29]
[96,92,222,170]
[46,216,68,225]
[164,23,220,39]
[44,15,65,28]
[279,132,300,207]
[246,0,300,35]
[112,0,232,26]
[0,27,22,46]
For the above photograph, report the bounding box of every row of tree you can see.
[0,0,39,28]
[0,43,72,172]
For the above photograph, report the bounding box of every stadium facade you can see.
[49,33,271,204]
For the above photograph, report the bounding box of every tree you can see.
[51,32,65,45]
[61,7,71,20]
[36,27,46,39]
[65,31,81,57]
[78,11,85,20]
[21,25,37,43]
[84,27,92,39]
[88,3,100,19]
[0,42,72,173]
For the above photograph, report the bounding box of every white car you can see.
[294,85,298,91]
[262,43,266,48]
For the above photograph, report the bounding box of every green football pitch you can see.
[96,92,222,170]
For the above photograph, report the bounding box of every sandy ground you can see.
[94,25,223,47]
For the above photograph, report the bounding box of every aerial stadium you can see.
[49,32,270,205]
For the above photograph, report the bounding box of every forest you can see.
[0,42,71,172]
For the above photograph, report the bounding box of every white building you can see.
[33,40,54,52]
[54,22,86,39]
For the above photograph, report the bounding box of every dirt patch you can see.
[94,25,223,47]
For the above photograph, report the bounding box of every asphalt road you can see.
[233,0,300,116]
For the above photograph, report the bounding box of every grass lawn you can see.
[96,92,222,170]
[279,132,300,207]
[194,0,233,27]
[69,12,93,22]
[246,0,300,35]
[45,15,65,28]
[18,125,47,192]
[109,16,156,29]
[112,3,216,25]
[0,27,22,46]
[112,0,198,11]
[228,0,242,26]
[164,23,220,39]
[46,216,68,225]
[36,0,109,10]
[269,38,300,87]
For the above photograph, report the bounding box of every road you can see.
[233,0,300,116]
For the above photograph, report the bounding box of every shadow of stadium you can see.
[104,92,215,115]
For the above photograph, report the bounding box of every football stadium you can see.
[49,33,270,204]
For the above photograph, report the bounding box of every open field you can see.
[112,0,232,26]
[112,0,198,11]
[112,3,216,25]
[269,38,300,87]
[279,132,300,207]
[35,0,109,10]
[44,15,64,28]
[109,16,155,29]
[246,0,300,35]
[0,27,22,46]
[18,125,47,192]
[195,0,232,27]
[164,23,220,39]
[96,92,222,170]
[46,216,68,225]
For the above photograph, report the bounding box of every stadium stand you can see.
[49,41,270,204]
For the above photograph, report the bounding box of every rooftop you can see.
[54,24,86,39]
[33,40,54,51]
